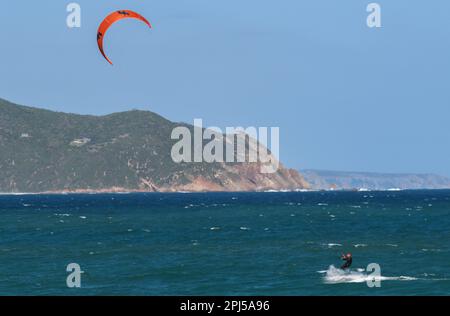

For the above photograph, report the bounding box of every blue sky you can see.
[1,1,449,176]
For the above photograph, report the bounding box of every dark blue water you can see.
[1,190,449,295]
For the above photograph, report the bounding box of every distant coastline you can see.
[2,187,450,196]
[2,98,449,194]
[301,169,450,191]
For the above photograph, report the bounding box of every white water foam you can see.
[324,243,342,248]
[320,265,417,284]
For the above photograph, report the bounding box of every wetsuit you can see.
[340,257,352,270]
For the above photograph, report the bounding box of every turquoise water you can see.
[0,190,449,295]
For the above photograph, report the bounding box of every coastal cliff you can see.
[0,98,309,193]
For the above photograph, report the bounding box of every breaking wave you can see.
[320,265,417,284]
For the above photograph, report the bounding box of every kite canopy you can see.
[97,10,152,65]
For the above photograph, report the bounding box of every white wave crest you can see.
[321,265,417,284]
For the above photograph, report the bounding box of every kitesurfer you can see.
[340,253,352,270]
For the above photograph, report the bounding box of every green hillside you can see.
[0,98,308,192]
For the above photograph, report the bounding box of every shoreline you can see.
[0,188,449,196]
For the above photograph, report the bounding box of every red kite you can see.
[97,10,152,65]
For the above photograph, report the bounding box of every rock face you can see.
[0,98,309,193]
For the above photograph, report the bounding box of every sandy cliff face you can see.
[154,163,310,192]
[50,165,309,193]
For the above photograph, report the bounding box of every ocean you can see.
[0,190,449,295]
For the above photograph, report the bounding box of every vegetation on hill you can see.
[0,98,308,192]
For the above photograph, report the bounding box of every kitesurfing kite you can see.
[97,10,152,65]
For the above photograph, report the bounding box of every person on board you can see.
[340,253,353,270]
